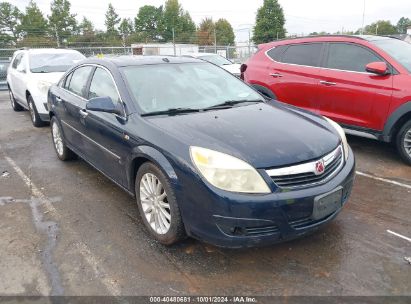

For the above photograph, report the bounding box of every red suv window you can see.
[325,43,381,72]
[279,43,323,67]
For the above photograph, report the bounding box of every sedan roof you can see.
[85,55,203,67]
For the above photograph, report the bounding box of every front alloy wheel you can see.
[140,173,171,235]
[50,117,75,161]
[396,120,411,165]
[135,162,186,245]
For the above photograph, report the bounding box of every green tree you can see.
[197,18,215,45]
[0,2,21,45]
[135,5,163,42]
[105,3,120,37]
[78,17,94,36]
[364,20,397,35]
[119,18,133,46]
[19,0,49,38]
[69,17,95,46]
[396,17,411,34]
[215,19,235,45]
[162,0,196,43]
[253,0,286,44]
[48,0,77,47]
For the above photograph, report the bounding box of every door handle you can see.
[320,81,337,86]
[56,96,62,102]
[270,73,283,78]
[79,109,88,118]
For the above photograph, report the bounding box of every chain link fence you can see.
[0,44,257,90]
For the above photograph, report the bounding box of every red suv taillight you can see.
[240,64,248,80]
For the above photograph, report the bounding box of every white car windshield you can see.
[198,55,232,66]
[122,62,264,114]
[30,53,85,73]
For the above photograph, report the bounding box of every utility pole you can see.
[361,0,366,35]
[172,27,176,56]
[376,24,379,35]
[214,28,217,54]
[248,29,251,57]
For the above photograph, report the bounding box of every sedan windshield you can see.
[198,55,232,66]
[371,39,411,73]
[30,53,85,73]
[121,62,264,115]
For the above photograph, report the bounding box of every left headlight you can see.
[324,117,349,161]
[190,146,271,194]
[37,81,52,95]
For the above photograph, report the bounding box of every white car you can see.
[7,48,85,127]
[185,53,241,77]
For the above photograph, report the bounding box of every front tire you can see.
[51,117,76,161]
[9,87,24,111]
[27,95,46,127]
[396,120,411,165]
[135,162,186,245]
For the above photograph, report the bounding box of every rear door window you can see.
[12,53,23,69]
[67,66,93,98]
[266,46,287,61]
[280,43,323,67]
[325,43,381,72]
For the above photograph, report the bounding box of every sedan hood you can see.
[146,103,340,169]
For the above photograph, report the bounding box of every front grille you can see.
[244,225,279,236]
[267,146,344,189]
[289,215,334,230]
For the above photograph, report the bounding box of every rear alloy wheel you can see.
[27,95,46,127]
[9,88,24,111]
[135,162,186,245]
[396,120,411,165]
[51,117,75,161]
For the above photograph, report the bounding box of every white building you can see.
[131,43,199,56]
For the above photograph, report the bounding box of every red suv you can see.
[243,35,411,165]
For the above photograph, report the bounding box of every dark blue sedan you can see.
[47,56,355,248]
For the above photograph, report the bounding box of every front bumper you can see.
[177,147,356,248]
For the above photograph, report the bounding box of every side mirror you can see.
[86,96,122,116]
[366,62,389,76]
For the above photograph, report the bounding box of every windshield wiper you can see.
[141,107,201,117]
[202,99,264,111]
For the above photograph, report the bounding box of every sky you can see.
[13,0,411,43]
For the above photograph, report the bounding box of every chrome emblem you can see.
[315,160,325,175]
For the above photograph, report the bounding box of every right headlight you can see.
[324,117,349,161]
[190,146,271,194]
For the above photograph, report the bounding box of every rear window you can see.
[266,46,287,61]
[280,43,323,67]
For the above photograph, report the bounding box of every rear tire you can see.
[51,117,76,161]
[395,120,411,165]
[27,95,46,128]
[9,87,24,111]
[135,162,186,245]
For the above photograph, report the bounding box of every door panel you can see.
[57,66,94,152]
[82,112,130,186]
[317,43,393,131]
[265,43,324,113]
[80,67,130,186]
[11,54,28,103]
